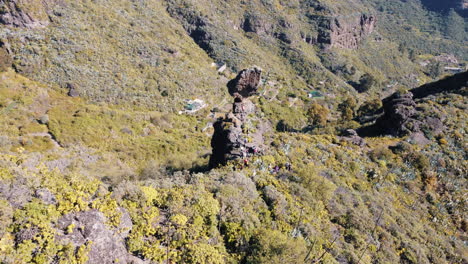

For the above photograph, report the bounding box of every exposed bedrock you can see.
[0,0,58,28]
[374,91,444,137]
[318,14,376,49]
[210,67,267,168]
[361,71,467,137]
[227,67,262,98]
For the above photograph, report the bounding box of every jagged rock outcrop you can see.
[210,67,267,168]
[0,0,56,28]
[227,67,262,98]
[374,91,444,137]
[318,14,376,49]
[56,209,146,264]
[375,92,419,136]
[361,72,467,137]
[242,14,275,36]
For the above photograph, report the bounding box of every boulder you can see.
[56,209,147,264]
[227,67,262,98]
[340,129,366,146]
[67,83,80,97]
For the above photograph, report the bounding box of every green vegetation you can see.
[0,0,467,263]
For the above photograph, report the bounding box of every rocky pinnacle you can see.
[209,67,266,168]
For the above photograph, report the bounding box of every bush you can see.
[369,146,394,162]
[355,73,377,93]
[245,229,308,264]
[357,98,382,118]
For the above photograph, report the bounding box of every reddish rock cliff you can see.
[0,0,56,28]
[319,14,376,49]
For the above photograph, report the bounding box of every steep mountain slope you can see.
[0,0,467,263]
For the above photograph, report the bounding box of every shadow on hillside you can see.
[420,0,459,13]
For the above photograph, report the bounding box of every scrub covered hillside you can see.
[0,0,467,263]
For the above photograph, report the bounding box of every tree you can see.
[356,73,377,93]
[338,96,357,121]
[307,103,329,127]
[424,60,444,78]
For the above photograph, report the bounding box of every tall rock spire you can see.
[209,67,267,168]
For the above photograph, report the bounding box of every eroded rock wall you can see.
[0,0,56,28]
[318,14,376,49]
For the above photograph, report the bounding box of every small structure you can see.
[444,67,464,74]
[307,90,323,98]
[179,99,206,114]
[218,64,227,73]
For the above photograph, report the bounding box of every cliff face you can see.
[0,0,56,28]
[318,14,376,49]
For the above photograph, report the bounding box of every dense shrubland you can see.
[0,0,467,263]
[0,69,466,263]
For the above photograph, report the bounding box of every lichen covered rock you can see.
[0,0,57,28]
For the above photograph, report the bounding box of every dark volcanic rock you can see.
[360,72,467,138]
[227,67,262,98]
[375,92,419,136]
[374,91,445,137]
[210,67,267,168]
[243,14,274,36]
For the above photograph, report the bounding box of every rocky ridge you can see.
[0,0,56,28]
[370,71,468,138]
[210,67,267,168]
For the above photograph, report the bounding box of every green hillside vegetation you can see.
[0,0,467,263]
[0,68,466,263]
